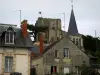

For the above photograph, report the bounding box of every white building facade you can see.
[0,23,33,75]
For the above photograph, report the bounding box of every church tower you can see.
[68,8,78,35]
[68,2,83,49]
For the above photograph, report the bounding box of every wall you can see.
[49,20,61,43]
[0,47,30,75]
[44,65,51,74]
[67,37,89,66]
[43,36,89,73]
[0,54,2,75]
[32,35,89,74]
[69,35,83,48]
[15,48,28,54]
[35,19,62,43]
[0,47,28,54]
[16,55,28,75]
[32,57,44,75]
[0,48,3,53]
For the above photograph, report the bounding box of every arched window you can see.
[5,28,14,44]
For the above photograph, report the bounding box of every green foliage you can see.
[79,64,100,75]
[27,24,35,31]
[82,35,100,63]
[21,19,27,24]
[27,21,48,42]
[95,50,100,63]
[82,35,100,56]
[82,35,95,52]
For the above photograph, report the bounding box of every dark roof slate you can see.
[32,38,63,59]
[68,9,79,35]
[31,46,40,53]
[0,25,33,48]
[42,38,63,54]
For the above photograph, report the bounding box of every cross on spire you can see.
[68,0,79,35]
[71,0,73,9]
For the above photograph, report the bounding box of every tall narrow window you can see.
[79,38,81,47]
[73,38,75,43]
[64,48,69,58]
[76,38,78,46]
[51,66,57,74]
[5,56,13,72]
[55,50,59,58]
[5,30,14,44]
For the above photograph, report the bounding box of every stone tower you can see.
[35,17,62,44]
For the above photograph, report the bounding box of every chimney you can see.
[21,20,28,37]
[39,32,44,55]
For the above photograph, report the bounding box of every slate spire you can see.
[68,8,78,35]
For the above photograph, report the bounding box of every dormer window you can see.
[5,28,14,44]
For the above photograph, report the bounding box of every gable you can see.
[52,36,84,55]
[32,36,89,67]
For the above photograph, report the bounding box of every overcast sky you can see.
[0,0,100,37]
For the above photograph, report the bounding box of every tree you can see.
[27,24,35,42]
[82,35,100,56]
[21,20,35,42]
[79,64,100,75]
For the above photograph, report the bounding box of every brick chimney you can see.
[39,32,44,55]
[21,20,28,37]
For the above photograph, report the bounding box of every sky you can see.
[0,0,100,37]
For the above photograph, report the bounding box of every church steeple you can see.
[68,1,78,35]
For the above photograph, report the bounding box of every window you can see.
[5,30,14,44]
[51,66,57,74]
[64,67,69,74]
[76,38,78,46]
[5,56,13,72]
[73,38,75,43]
[79,38,81,47]
[55,50,59,58]
[52,27,55,30]
[64,48,69,57]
